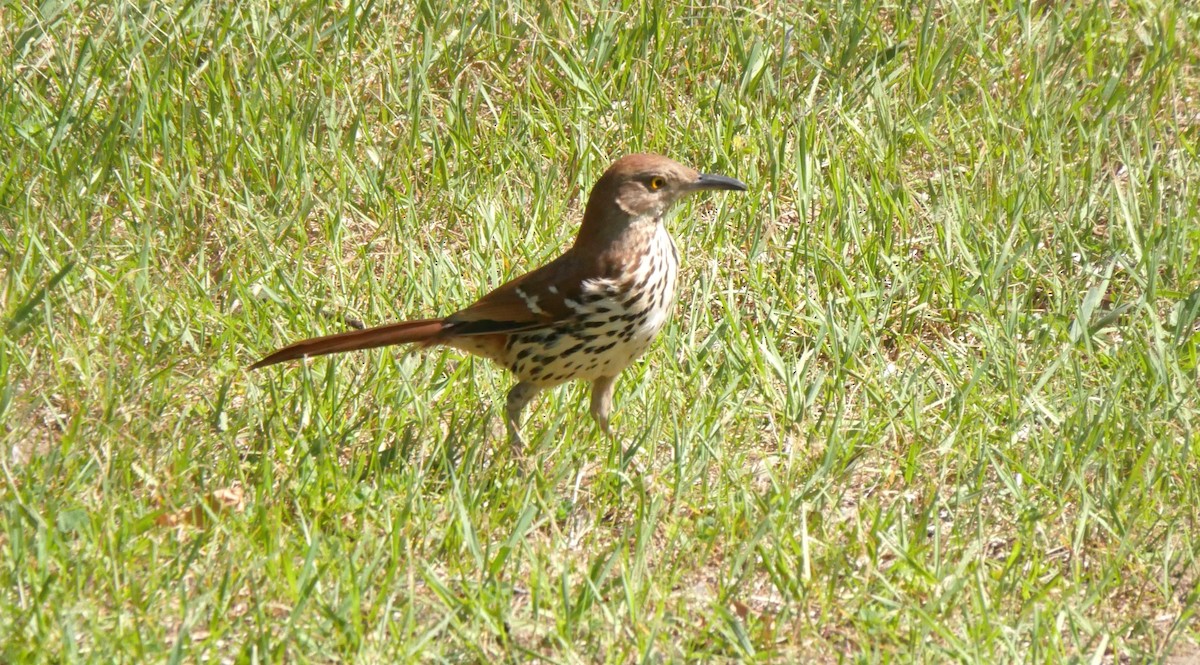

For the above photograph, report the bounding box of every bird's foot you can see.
[507,430,526,455]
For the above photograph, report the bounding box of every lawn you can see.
[3,0,1199,661]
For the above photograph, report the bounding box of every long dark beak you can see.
[692,172,749,192]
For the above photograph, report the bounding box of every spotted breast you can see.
[501,222,680,387]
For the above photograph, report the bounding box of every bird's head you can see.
[595,153,747,219]
[577,153,747,244]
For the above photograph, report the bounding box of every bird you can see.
[253,153,748,449]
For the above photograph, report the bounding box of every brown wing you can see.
[252,247,598,369]
[442,248,589,336]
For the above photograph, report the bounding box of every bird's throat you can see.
[597,214,666,275]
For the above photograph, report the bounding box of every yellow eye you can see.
[648,176,666,191]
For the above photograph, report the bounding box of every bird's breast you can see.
[501,227,680,386]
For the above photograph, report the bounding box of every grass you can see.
[2,0,1199,661]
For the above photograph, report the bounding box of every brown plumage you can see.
[253,153,748,448]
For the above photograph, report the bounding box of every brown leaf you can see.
[155,485,245,528]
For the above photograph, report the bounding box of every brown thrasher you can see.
[253,154,747,447]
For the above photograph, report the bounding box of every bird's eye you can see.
[648,177,666,191]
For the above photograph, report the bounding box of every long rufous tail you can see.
[251,319,446,369]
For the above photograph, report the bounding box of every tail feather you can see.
[251,318,446,369]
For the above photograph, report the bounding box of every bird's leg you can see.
[505,381,541,452]
[589,375,617,437]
